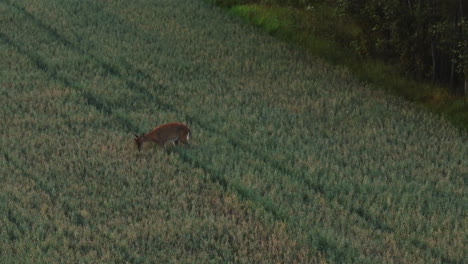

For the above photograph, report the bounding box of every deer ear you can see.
[134,134,139,138]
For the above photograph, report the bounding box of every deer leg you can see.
[179,136,189,145]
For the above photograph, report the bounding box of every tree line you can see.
[213,0,467,96]
[336,0,466,95]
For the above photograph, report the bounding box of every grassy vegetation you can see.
[1,0,467,263]
[223,3,468,131]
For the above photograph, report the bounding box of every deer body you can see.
[134,122,190,151]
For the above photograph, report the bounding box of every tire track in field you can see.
[72,3,396,237]
[76,1,390,228]
[1,0,291,240]
[0,2,411,260]
[0,9,385,264]
[91,7,458,261]
[1,0,290,221]
[1,28,309,257]
[0,33,136,135]
[0,8,361,262]
[2,2,454,262]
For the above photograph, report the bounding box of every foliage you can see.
[217,0,467,94]
[335,0,467,93]
[1,0,467,263]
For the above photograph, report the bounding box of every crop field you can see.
[1,0,467,263]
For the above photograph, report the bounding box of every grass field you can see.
[1,0,467,263]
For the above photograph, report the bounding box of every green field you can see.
[1,0,467,263]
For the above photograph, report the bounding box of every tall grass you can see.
[1,0,467,263]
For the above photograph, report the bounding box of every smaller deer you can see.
[134,122,191,151]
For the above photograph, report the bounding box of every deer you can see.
[134,122,191,152]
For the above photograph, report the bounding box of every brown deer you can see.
[134,122,190,151]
